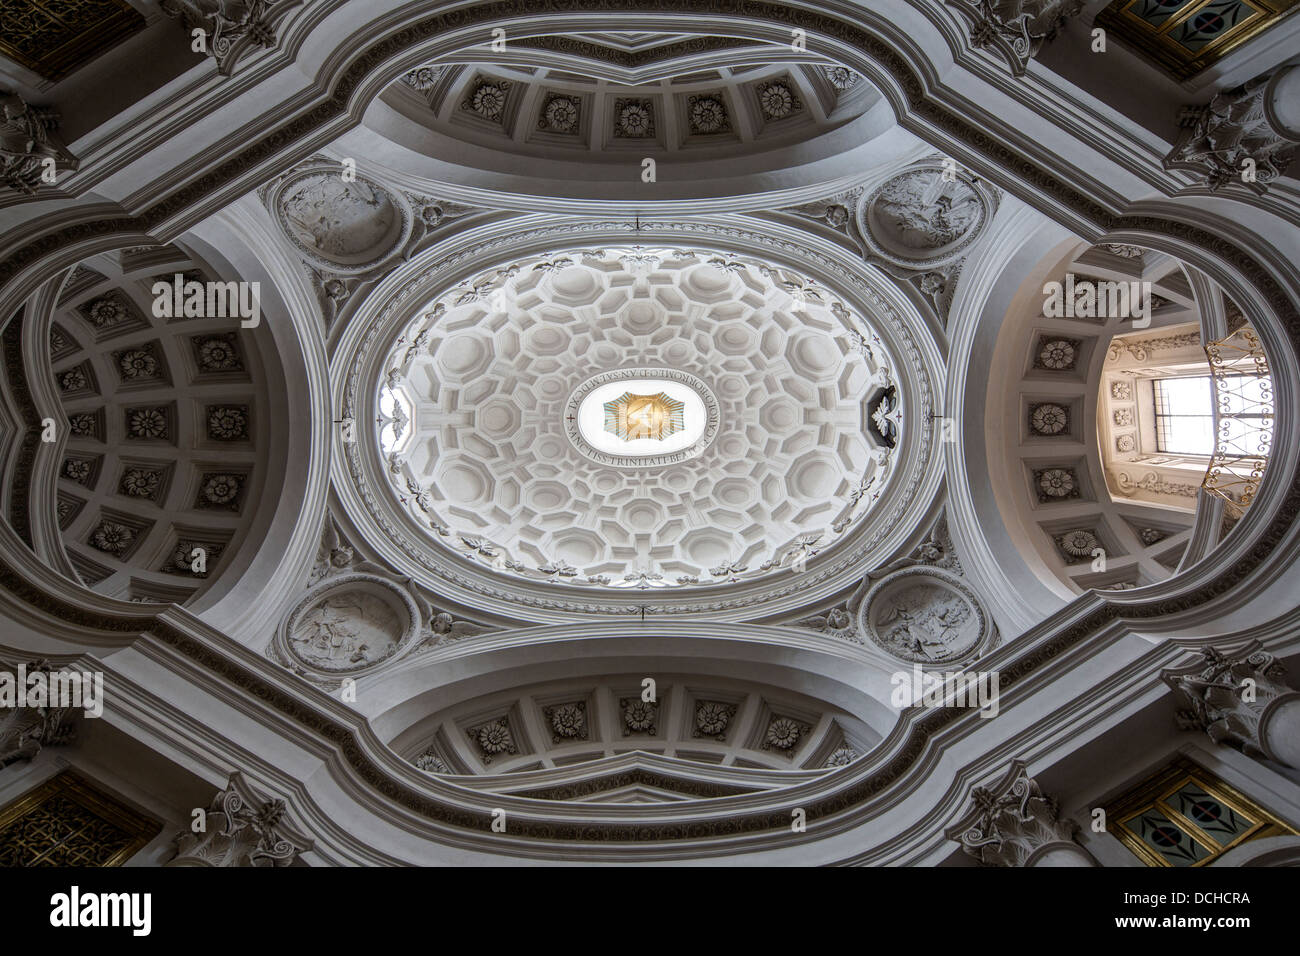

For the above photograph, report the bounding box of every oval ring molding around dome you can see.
[374,246,899,591]
[331,215,946,622]
[3,0,1300,867]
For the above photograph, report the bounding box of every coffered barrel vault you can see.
[0,0,1297,868]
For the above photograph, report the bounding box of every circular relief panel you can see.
[856,163,993,270]
[271,167,412,274]
[279,573,419,674]
[858,566,989,665]
[565,368,720,468]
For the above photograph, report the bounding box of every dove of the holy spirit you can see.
[603,391,685,442]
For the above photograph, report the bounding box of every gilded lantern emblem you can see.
[604,391,684,441]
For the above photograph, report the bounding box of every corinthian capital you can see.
[161,0,283,74]
[1165,66,1300,192]
[0,660,77,767]
[168,772,313,867]
[0,91,78,194]
[949,0,1085,76]
[1164,643,1298,761]
[946,760,1083,866]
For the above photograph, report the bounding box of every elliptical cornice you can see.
[0,1,1294,669]
[0,2,1287,292]
[7,575,1297,861]
[388,38,830,86]
[329,209,945,621]
[10,0,1295,221]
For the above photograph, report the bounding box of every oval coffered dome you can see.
[333,222,944,622]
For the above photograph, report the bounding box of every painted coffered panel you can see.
[1097,0,1299,79]
[0,0,146,81]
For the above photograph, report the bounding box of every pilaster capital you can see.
[946,760,1080,866]
[168,772,313,867]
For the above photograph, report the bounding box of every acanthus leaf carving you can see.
[1165,66,1299,193]
[948,0,1085,76]
[945,760,1083,866]
[1113,470,1200,499]
[1107,331,1200,363]
[167,772,312,867]
[0,91,77,194]
[160,0,288,74]
[1163,644,1298,760]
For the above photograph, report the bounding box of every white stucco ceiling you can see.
[374,246,899,591]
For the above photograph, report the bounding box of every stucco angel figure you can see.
[1,660,75,767]
[295,601,365,664]
[881,600,970,661]
[308,519,390,585]
[868,517,959,582]
[877,174,980,250]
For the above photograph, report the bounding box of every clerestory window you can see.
[1153,374,1271,457]
[1153,376,1215,455]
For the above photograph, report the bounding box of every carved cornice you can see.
[0,0,1296,853]
[512,766,760,801]
[4,0,1123,290]
[0,534,1226,824]
[2,0,1262,224]
[511,34,760,69]
[0,511,1289,852]
[1,315,37,549]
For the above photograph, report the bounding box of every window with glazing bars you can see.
[1153,375,1271,456]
